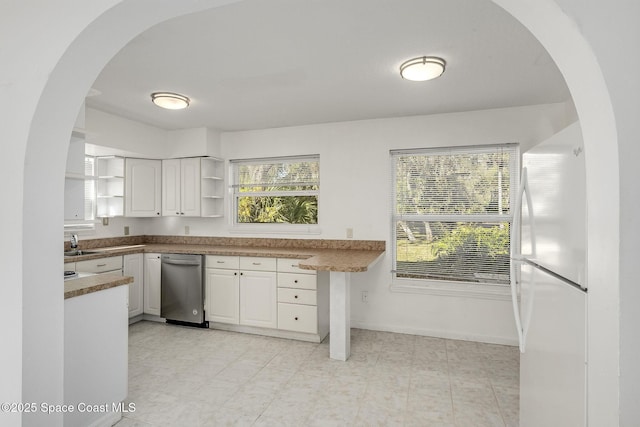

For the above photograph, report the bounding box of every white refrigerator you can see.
[510,121,588,427]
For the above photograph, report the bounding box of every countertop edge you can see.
[64,244,385,273]
[64,274,133,300]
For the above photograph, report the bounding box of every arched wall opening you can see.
[17,0,619,425]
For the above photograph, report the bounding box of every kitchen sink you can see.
[64,249,104,257]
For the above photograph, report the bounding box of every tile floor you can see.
[116,321,519,427]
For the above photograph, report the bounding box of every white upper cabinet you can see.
[125,158,161,217]
[162,157,201,217]
[64,130,93,221]
[162,158,181,216]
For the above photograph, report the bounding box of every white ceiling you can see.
[87,0,571,132]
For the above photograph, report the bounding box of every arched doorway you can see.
[15,1,619,425]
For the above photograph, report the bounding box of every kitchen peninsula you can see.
[64,273,131,427]
[64,236,385,361]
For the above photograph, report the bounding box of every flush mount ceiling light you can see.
[150,92,190,110]
[399,56,446,82]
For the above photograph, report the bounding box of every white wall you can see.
[1,2,242,425]
[166,127,207,158]
[1,1,632,425]
[86,108,168,158]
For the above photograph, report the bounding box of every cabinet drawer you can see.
[277,258,316,275]
[278,303,317,334]
[206,255,239,269]
[240,256,277,272]
[278,272,316,290]
[75,256,122,273]
[278,288,317,306]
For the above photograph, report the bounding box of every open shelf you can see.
[96,156,125,217]
[200,157,225,217]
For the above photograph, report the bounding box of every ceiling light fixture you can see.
[150,92,190,110]
[399,56,446,82]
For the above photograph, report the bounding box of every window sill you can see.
[390,279,511,301]
[229,224,321,235]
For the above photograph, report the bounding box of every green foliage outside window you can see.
[238,195,317,224]
[234,157,319,224]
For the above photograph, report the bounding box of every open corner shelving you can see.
[200,157,225,217]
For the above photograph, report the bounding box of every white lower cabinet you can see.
[239,269,277,328]
[143,253,161,316]
[206,268,239,324]
[124,253,144,318]
[205,256,277,328]
[277,303,318,334]
[277,258,329,340]
[205,255,328,342]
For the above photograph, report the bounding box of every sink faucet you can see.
[70,234,78,249]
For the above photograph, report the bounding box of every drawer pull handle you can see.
[294,280,298,283]
[252,262,261,265]
[216,261,225,263]
[96,263,107,267]
[294,295,298,299]
[234,272,238,276]
[291,264,298,268]
[294,317,298,321]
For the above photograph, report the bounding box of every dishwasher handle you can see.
[162,259,201,267]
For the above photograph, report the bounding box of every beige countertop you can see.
[63,238,385,299]
[64,273,133,300]
[64,243,385,273]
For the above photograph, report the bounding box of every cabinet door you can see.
[143,253,162,316]
[64,136,86,220]
[206,268,239,324]
[162,159,181,216]
[180,158,201,217]
[239,270,277,329]
[64,178,85,220]
[124,253,144,318]
[125,158,161,217]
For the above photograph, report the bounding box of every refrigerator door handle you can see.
[510,167,535,353]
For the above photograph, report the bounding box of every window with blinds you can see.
[391,144,519,286]
[230,155,319,225]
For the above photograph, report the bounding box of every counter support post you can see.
[329,271,351,361]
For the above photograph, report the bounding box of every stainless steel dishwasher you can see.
[161,254,207,327]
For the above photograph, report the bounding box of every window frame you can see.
[390,144,519,300]
[229,154,320,234]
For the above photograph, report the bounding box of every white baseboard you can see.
[208,322,326,343]
[87,411,121,427]
[350,320,518,346]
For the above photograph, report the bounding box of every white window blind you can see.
[391,144,519,286]
[230,155,319,225]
